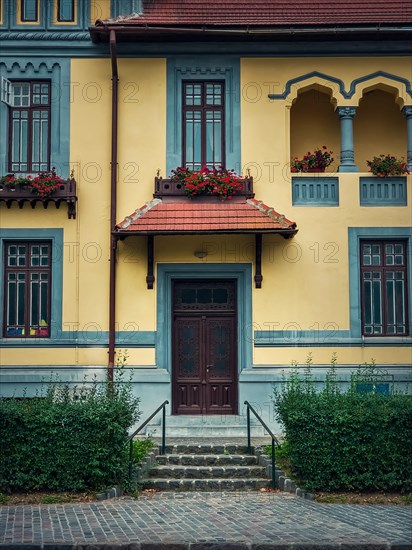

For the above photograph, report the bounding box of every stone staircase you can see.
[137,443,274,492]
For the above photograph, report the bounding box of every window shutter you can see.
[0,77,14,106]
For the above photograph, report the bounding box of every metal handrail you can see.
[244,400,281,489]
[128,399,169,481]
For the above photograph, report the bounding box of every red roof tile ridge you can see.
[118,198,162,229]
[247,198,295,228]
[103,12,142,24]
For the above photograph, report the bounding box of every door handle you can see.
[206,365,213,373]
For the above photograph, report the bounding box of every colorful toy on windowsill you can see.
[6,327,24,336]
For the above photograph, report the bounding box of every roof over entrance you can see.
[115,197,298,237]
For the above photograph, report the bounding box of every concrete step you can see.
[139,478,270,491]
[143,415,269,438]
[156,453,258,465]
[156,426,266,437]
[136,443,273,492]
[147,465,267,479]
[161,415,255,425]
[162,444,252,455]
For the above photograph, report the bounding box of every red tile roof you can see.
[101,0,412,26]
[115,198,297,235]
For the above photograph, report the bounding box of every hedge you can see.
[273,356,412,492]
[0,374,140,492]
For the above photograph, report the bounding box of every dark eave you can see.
[89,23,412,44]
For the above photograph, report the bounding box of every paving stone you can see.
[141,545,188,550]
[1,461,411,549]
[190,544,250,550]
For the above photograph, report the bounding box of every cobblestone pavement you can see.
[1,492,411,549]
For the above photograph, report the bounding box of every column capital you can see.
[337,106,357,118]
[402,105,412,118]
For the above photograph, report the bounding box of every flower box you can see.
[0,177,77,219]
[366,155,409,177]
[291,146,334,173]
[154,171,254,199]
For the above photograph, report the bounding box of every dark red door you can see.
[172,281,238,415]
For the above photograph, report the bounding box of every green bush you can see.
[0,371,140,492]
[131,438,154,464]
[273,355,412,492]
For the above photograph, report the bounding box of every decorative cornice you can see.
[268,70,412,101]
[0,31,91,41]
[177,66,230,76]
[0,59,62,73]
[268,71,346,100]
[349,70,412,98]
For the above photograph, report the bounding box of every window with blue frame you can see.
[21,0,39,22]
[4,241,51,338]
[1,79,51,172]
[361,240,408,336]
[57,0,75,22]
[182,81,225,169]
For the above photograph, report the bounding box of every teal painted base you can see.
[338,164,358,172]
[2,365,410,435]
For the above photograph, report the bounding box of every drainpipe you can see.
[108,30,119,383]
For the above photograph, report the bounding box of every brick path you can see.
[1,492,411,549]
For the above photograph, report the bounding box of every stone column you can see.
[402,106,412,171]
[337,106,358,172]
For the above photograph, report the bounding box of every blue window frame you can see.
[0,229,63,344]
[348,227,412,340]
[167,58,240,174]
[21,0,38,22]
[0,59,71,177]
[4,241,52,338]
[182,81,225,170]
[7,80,51,172]
[57,0,75,22]
[361,240,408,336]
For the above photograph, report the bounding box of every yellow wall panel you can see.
[254,347,412,367]
[116,58,167,221]
[0,348,155,367]
[70,58,166,334]
[90,0,111,23]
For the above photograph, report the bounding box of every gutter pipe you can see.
[108,29,119,383]
[90,24,412,43]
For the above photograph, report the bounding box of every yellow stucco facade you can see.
[1,3,411,421]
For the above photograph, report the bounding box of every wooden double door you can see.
[172,280,238,415]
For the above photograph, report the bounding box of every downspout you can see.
[108,29,119,383]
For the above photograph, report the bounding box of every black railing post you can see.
[128,438,133,481]
[246,405,251,453]
[162,403,166,455]
[271,438,276,489]
[244,399,281,489]
[127,399,169,482]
